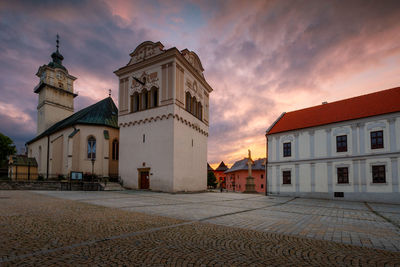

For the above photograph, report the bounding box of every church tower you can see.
[34,35,77,134]
[115,41,213,192]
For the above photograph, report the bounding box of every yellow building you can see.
[8,155,38,180]
[27,36,119,180]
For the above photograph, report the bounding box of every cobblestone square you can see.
[1,190,400,266]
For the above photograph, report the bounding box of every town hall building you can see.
[266,87,400,203]
[115,41,213,192]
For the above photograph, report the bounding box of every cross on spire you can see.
[56,34,60,52]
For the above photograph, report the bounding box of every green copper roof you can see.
[27,97,118,144]
[48,34,67,72]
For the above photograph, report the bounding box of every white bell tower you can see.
[115,41,213,192]
[34,35,77,134]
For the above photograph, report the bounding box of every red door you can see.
[140,171,149,189]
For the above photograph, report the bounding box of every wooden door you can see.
[140,171,149,189]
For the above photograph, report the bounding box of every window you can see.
[135,93,140,111]
[336,135,347,152]
[142,90,149,110]
[192,97,197,117]
[371,131,384,149]
[261,174,264,179]
[283,142,291,157]
[151,88,158,108]
[282,171,291,184]
[261,184,264,189]
[372,165,386,183]
[198,103,203,120]
[87,136,96,159]
[186,92,191,112]
[185,91,203,121]
[337,167,349,184]
[131,93,140,112]
[112,139,119,160]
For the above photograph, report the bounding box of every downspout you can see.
[265,134,268,196]
[46,135,50,180]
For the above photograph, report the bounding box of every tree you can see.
[0,133,16,167]
[207,171,217,188]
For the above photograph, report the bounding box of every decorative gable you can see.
[180,49,204,77]
[128,41,165,65]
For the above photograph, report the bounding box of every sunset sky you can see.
[1,0,400,168]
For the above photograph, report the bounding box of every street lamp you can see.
[91,157,95,182]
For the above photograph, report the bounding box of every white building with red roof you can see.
[265,87,400,203]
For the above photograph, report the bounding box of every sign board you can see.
[70,171,83,180]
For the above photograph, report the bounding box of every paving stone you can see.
[2,190,400,266]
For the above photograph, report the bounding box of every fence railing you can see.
[5,172,120,183]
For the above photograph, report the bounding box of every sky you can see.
[0,0,400,168]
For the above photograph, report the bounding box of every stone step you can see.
[102,182,125,191]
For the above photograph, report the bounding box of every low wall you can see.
[0,181,103,191]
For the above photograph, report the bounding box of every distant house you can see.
[207,163,214,173]
[266,87,400,203]
[8,155,38,180]
[225,158,266,193]
[214,161,228,188]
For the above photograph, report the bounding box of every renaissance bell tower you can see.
[34,35,77,135]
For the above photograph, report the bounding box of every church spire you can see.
[56,33,60,52]
[51,34,64,66]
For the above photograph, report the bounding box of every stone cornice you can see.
[268,151,400,165]
[119,113,209,137]
[34,82,78,97]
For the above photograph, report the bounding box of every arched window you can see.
[131,92,140,112]
[135,93,140,111]
[185,92,191,112]
[130,94,134,113]
[192,97,197,117]
[198,102,203,120]
[112,139,119,160]
[141,89,149,110]
[87,136,96,159]
[151,87,158,108]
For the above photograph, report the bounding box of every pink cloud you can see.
[1,0,400,167]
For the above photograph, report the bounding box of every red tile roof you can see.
[267,87,400,135]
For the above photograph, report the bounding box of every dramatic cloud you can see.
[1,0,399,167]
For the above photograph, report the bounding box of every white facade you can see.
[28,124,119,178]
[115,41,212,192]
[267,112,400,203]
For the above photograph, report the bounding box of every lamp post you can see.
[91,157,95,182]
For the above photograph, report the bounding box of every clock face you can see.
[56,71,64,80]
